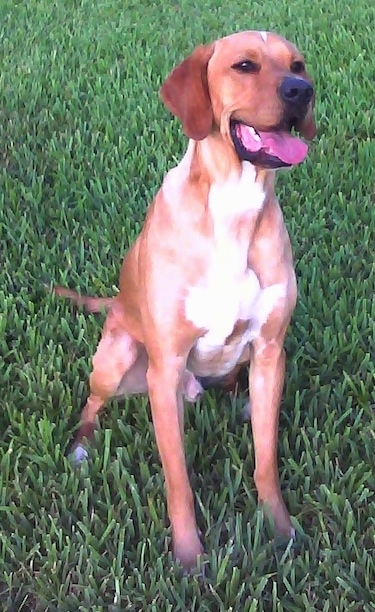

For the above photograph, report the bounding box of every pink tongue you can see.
[259,130,308,164]
[237,124,308,165]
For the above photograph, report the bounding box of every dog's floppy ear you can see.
[160,44,215,141]
[301,91,316,140]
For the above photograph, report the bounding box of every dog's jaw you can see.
[229,120,309,169]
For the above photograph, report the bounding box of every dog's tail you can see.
[52,286,114,313]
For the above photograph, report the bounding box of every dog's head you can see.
[160,31,316,169]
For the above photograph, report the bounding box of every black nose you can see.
[279,77,314,106]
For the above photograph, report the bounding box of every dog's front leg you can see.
[147,357,203,569]
[249,341,294,538]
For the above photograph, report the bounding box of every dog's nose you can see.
[280,77,314,106]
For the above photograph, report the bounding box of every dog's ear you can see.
[301,91,316,140]
[160,44,215,141]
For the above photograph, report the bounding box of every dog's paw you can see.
[71,444,88,464]
[173,533,204,571]
[183,371,204,403]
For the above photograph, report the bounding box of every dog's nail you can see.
[290,527,296,540]
[72,444,88,464]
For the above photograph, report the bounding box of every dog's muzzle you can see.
[230,76,314,170]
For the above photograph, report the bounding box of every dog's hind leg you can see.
[71,307,138,462]
[115,347,203,405]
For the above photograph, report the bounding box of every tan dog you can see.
[55,31,316,569]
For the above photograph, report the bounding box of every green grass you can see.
[1,0,374,609]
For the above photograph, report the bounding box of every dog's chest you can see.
[185,167,285,373]
[186,263,285,354]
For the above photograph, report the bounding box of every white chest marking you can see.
[209,161,265,216]
[187,275,286,364]
[259,31,268,42]
[185,163,286,375]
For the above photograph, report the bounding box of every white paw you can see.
[72,444,88,464]
[183,372,204,403]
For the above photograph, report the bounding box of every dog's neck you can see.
[188,134,273,191]
[161,134,278,230]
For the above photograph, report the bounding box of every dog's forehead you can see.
[214,31,301,60]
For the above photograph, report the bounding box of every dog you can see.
[54,30,316,569]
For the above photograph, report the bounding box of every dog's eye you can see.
[232,60,260,73]
[290,60,305,74]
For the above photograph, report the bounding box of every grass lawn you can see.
[1,0,374,609]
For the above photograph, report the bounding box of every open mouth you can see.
[230,120,308,169]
